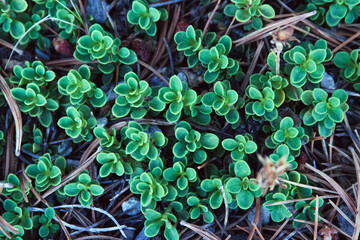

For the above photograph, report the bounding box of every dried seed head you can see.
[131,39,151,62]
[256,154,290,195]
[53,37,74,57]
[176,20,190,33]
[277,27,294,41]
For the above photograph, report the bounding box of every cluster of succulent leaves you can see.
[224,0,276,30]
[127,0,168,36]
[304,0,360,27]
[0,1,356,239]
[334,49,360,91]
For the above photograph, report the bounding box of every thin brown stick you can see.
[0,74,22,156]
[332,30,360,54]
[202,0,221,37]
[137,59,169,86]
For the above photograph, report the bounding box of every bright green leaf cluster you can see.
[265,117,308,157]
[222,134,257,161]
[57,105,97,142]
[74,24,137,74]
[96,151,133,177]
[199,35,239,83]
[163,162,197,191]
[11,83,59,127]
[284,39,332,88]
[64,172,104,206]
[224,0,275,30]
[300,88,349,137]
[202,80,243,124]
[334,49,360,91]
[127,0,168,36]
[25,153,66,192]
[173,121,219,164]
[33,207,60,238]
[58,64,107,107]
[144,209,178,240]
[2,199,32,233]
[112,71,152,119]
[1,174,31,203]
[151,75,197,123]
[122,121,167,161]
[0,0,28,39]
[245,86,278,121]
[293,198,324,228]
[10,61,55,87]
[94,127,121,150]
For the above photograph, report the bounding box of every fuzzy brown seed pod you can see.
[176,20,189,33]
[131,39,151,62]
[52,37,74,57]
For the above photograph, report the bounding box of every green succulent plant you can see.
[10,61,55,87]
[202,80,243,125]
[173,121,219,164]
[265,117,308,157]
[293,198,324,228]
[187,194,214,223]
[130,172,168,208]
[127,0,168,36]
[122,121,167,161]
[333,49,360,91]
[199,35,239,83]
[112,71,152,119]
[74,24,137,74]
[300,88,349,137]
[188,96,213,125]
[222,134,257,161]
[96,151,133,177]
[200,178,232,209]
[1,173,31,202]
[224,0,275,30]
[0,0,28,39]
[144,209,178,240]
[308,0,360,27]
[64,172,104,206]
[247,71,288,108]
[226,160,262,209]
[264,192,293,222]
[25,153,66,192]
[2,199,32,231]
[33,207,60,238]
[56,9,78,43]
[151,75,197,123]
[163,162,197,191]
[11,83,59,127]
[22,124,44,155]
[245,86,278,121]
[58,64,107,107]
[284,39,333,88]
[174,25,203,68]
[93,127,121,150]
[58,105,97,143]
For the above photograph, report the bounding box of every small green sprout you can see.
[1,173,31,203]
[58,64,107,107]
[173,121,219,164]
[64,172,104,206]
[300,88,349,137]
[33,207,60,238]
[144,209,178,240]
[25,153,66,192]
[224,0,275,30]
[187,194,214,223]
[93,127,121,150]
[112,71,152,119]
[11,83,59,127]
[334,49,360,91]
[96,151,133,177]
[264,193,293,222]
[293,198,324,228]
[2,199,32,231]
[163,162,197,191]
[199,35,239,83]
[222,134,257,161]
[10,61,55,87]
[202,80,243,124]
[57,105,97,143]
[127,0,168,36]
[245,86,278,121]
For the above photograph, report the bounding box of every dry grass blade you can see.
[0,216,19,237]
[328,200,355,227]
[318,216,352,239]
[240,41,264,95]
[0,74,22,156]
[180,221,221,240]
[137,59,169,86]
[4,123,14,177]
[234,11,316,46]
[202,0,221,37]
[349,147,360,240]
[74,236,122,240]
[332,31,360,54]
[313,195,319,240]
[220,185,229,229]
[305,163,357,216]
[248,197,261,240]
